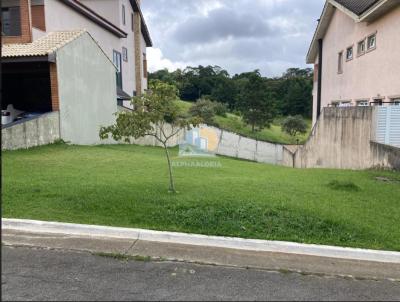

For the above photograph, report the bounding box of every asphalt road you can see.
[2,246,400,301]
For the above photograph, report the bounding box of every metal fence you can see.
[375,106,400,147]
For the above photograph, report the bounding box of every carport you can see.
[2,61,54,114]
[2,30,118,147]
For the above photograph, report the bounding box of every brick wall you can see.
[2,0,32,44]
[31,4,46,31]
[143,53,147,79]
[50,63,60,111]
[314,64,319,82]
[133,11,142,95]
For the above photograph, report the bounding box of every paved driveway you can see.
[2,246,400,301]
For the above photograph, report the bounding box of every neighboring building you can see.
[2,30,118,145]
[1,0,152,146]
[2,0,152,104]
[307,0,400,125]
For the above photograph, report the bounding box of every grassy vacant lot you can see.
[2,144,400,251]
[175,100,311,144]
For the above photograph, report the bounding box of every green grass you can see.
[175,100,193,115]
[2,144,400,251]
[214,114,311,145]
[174,100,311,144]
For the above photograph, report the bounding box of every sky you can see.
[141,0,325,77]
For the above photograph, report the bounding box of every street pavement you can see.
[2,246,400,301]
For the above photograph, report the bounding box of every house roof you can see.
[306,0,398,64]
[60,0,152,47]
[2,30,85,58]
[2,30,117,67]
[129,0,153,47]
[335,0,380,15]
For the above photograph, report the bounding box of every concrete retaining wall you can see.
[370,142,400,170]
[216,127,284,164]
[1,112,60,151]
[129,123,285,165]
[288,107,400,170]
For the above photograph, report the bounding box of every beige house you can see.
[1,0,152,146]
[307,0,400,125]
[2,0,152,106]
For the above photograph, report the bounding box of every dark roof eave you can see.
[306,2,332,64]
[334,0,380,16]
[129,0,153,47]
[60,0,128,38]
[117,87,132,100]
[1,54,56,63]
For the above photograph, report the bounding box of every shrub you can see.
[189,98,216,124]
[282,115,308,137]
[213,101,228,117]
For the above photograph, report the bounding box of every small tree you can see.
[100,80,199,193]
[189,97,216,124]
[282,115,308,137]
[213,101,228,117]
[236,71,275,132]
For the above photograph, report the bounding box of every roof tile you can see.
[2,30,85,58]
[335,0,380,15]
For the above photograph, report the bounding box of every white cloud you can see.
[142,0,324,76]
[147,48,188,72]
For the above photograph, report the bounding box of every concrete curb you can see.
[3,218,400,264]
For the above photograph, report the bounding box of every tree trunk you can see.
[252,123,255,133]
[163,143,176,193]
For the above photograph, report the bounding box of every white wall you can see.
[79,0,120,27]
[44,0,138,96]
[56,33,118,145]
[32,27,46,40]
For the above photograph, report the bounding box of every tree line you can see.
[149,65,313,123]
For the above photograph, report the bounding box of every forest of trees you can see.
[149,66,313,119]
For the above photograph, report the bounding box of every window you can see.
[357,40,365,56]
[1,7,21,36]
[131,13,134,31]
[338,51,343,74]
[367,33,376,51]
[338,101,352,107]
[357,100,369,107]
[122,47,128,62]
[346,46,353,61]
[122,5,126,25]
[113,50,122,89]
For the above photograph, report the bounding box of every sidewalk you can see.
[3,219,400,281]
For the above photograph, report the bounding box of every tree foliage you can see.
[236,71,275,132]
[282,115,308,137]
[99,80,200,193]
[149,66,313,118]
[188,98,216,125]
[188,98,228,126]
